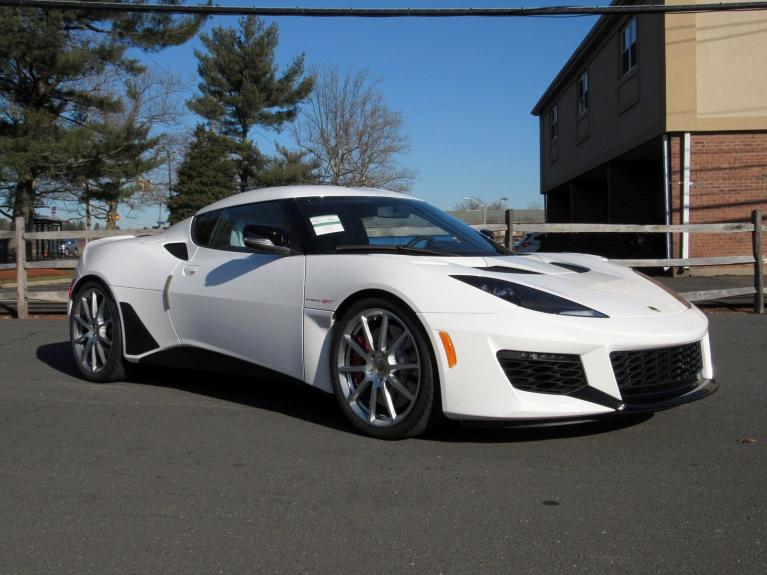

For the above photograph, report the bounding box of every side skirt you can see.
[136,344,306,385]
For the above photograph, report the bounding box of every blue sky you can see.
[129,1,600,226]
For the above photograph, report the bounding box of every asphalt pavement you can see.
[0,317,764,574]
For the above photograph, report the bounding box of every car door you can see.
[168,200,305,380]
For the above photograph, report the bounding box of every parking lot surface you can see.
[0,317,764,574]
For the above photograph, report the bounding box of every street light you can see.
[464,197,509,225]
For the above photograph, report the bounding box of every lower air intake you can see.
[497,350,587,395]
[611,341,703,404]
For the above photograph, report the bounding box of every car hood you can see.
[410,252,689,318]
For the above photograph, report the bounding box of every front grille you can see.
[611,342,703,403]
[497,350,587,395]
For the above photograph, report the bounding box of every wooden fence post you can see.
[14,216,28,319]
[753,209,764,314]
[504,209,514,250]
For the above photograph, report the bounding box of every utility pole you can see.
[157,147,173,228]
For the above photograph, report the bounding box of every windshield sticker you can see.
[310,214,345,236]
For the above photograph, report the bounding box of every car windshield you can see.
[295,196,507,256]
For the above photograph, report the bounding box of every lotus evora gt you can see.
[68,186,716,438]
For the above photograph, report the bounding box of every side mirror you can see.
[479,229,495,240]
[242,224,295,255]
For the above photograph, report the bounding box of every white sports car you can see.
[68,186,716,438]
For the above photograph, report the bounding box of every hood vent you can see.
[476,266,542,275]
[551,262,590,273]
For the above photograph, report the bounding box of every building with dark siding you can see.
[532,0,767,269]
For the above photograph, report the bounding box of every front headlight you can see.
[451,275,608,318]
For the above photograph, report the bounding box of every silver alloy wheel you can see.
[71,286,114,374]
[336,308,421,427]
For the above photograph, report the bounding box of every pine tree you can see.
[251,145,319,188]
[188,16,314,192]
[168,126,237,223]
[83,121,162,230]
[75,81,165,230]
[0,5,203,229]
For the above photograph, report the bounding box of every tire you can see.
[330,297,439,439]
[69,280,126,383]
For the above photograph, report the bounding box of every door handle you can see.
[182,265,199,276]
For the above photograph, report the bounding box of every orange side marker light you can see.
[439,331,457,368]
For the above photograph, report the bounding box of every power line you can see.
[1,1,767,18]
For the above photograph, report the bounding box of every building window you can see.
[621,17,637,75]
[549,104,559,141]
[577,71,589,115]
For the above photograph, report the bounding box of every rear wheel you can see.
[69,281,126,383]
[331,297,439,439]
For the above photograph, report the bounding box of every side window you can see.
[577,70,589,115]
[549,104,559,141]
[208,201,292,251]
[549,103,560,163]
[191,210,221,247]
[621,17,638,76]
[298,200,367,252]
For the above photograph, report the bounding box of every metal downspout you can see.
[662,135,672,265]
[682,133,692,268]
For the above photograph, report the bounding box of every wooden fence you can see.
[0,217,160,318]
[503,208,765,313]
[1,212,765,317]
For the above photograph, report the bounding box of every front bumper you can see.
[419,305,714,421]
[620,377,717,412]
[461,379,718,428]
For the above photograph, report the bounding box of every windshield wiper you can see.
[334,244,455,256]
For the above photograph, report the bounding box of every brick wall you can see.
[669,132,767,264]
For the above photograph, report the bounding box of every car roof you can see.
[196,185,418,215]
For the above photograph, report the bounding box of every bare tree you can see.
[293,67,415,192]
[453,197,508,211]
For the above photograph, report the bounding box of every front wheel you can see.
[330,297,439,439]
[69,281,126,383]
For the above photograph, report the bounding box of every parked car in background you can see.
[62,240,79,257]
[513,232,545,253]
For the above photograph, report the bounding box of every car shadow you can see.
[37,340,81,378]
[37,340,652,442]
[136,366,350,433]
[204,254,281,287]
[36,341,348,433]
